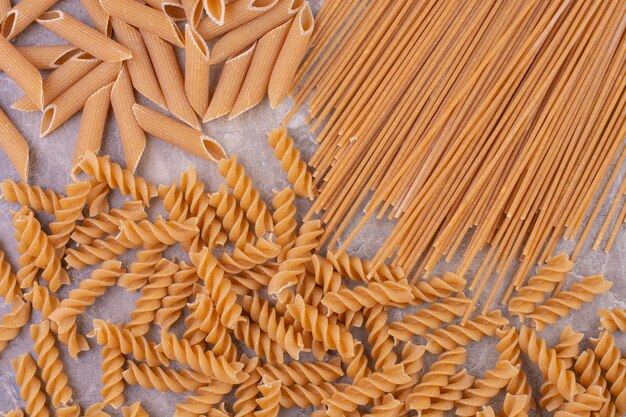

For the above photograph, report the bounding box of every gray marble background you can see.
[0,0,625,415]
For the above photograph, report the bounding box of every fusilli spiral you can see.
[117,243,168,291]
[554,385,606,417]
[220,237,280,274]
[209,185,254,249]
[364,393,403,417]
[155,263,197,331]
[598,308,626,332]
[55,404,80,417]
[455,360,519,416]
[189,293,237,359]
[11,353,49,417]
[64,234,139,269]
[119,216,200,246]
[100,346,125,408]
[1,180,63,213]
[0,297,31,352]
[24,281,59,319]
[234,319,285,364]
[554,326,584,368]
[233,356,261,417]
[281,382,341,409]
[258,357,343,386]
[71,200,147,245]
[121,402,148,417]
[326,251,405,284]
[408,272,466,305]
[0,249,22,303]
[174,381,233,417]
[84,178,110,217]
[123,360,211,393]
[495,327,533,404]
[425,369,475,415]
[322,279,414,314]
[591,331,626,413]
[364,305,396,371]
[267,126,315,199]
[255,377,281,417]
[48,180,91,250]
[57,322,90,359]
[271,187,297,261]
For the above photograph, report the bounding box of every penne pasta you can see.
[73,83,113,166]
[79,0,111,35]
[230,19,290,119]
[0,0,59,40]
[161,1,187,21]
[0,106,29,181]
[142,30,200,129]
[268,2,312,108]
[203,0,226,26]
[204,43,255,121]
[209,0,303,63]
[16,46,81,70]
[0,0,11,23]
[12,52,100,112]
[111,18,166,109]
[133,104,227,162]
[110,65,146,173]
[36,11,131,63]
[40,61,122,137]
[100,0,184,48]
[182,0,203,27]
[184,24,210,117]
[0,35,44,111]
[197,0,279,40]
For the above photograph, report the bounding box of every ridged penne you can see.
[182,0,203,27]
[79,0,111,35]
[16,46,81,70]
[142,30,200,129]
[40,61,121,137]
[197,0,279,40]
[111,65,146,173]
[230,19,290,119]
[204,44,256,121]
[100,0,184,48]
[0,107,29,181]
[13,52,100,112]
[161,1,187,21]
[36,11,131,63]
[0,0,9,21]
[0,35,44,111]
[0,0,59,40]
[184,24,210,116]
[73,83,112,166]
[268,2,312,108]
[203,0,226,25]
[209,0,303,64]
[133,104,227,162]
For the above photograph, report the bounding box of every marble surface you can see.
[0,1,625,415]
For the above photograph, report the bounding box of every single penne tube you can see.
[133,103,227,162]
[73,83,113,166]
[184,24,210,117]
[16,46,81,70]
[203,0,226,25]
[142,30,200,129]
[230,19,290,119]
[79,0,111,35]
[100,0,184,48]
[40,61,122,137]
[0,107,29,181]
[0,35,44,110]
[182,0,203,27]
[0,0,10,21]
[162,1,187,21]
[111,18,166,109]
[12,52,100,112]
[36,11,131,63]
[209,0,303,63]
[197,0,279,40]
[268,2,312,108]
[111,65,146,173]
[204,43,255,121]
[0,0,59,40]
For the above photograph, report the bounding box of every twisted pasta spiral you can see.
[11,353,49,417]
[0,297,31,352]
[271,187,297,261]
[90,319,168,367]
[158,182,204,252]
[554,385,606,417]
[55,404,80,417]
[267,126,315,199]
[508,253,574,317]
[281,382,342,409]
[84,178,110,217]
[326,251,405,284]
[123,360,211,393]
[119,216,200,246]
[540,382,565,412]
[255,377,281,417]
[409,272,466,305]
[155,263,197,331]
[364,393,403,417]
[231,262,276,294]
[422,369,475,416]
[1,180,62,213]
[287,294,355,358]
[121,402,148,417]
[501,393,531,417]
[117,244,167,291]
[528,275,612,331]
[189,293,237,359]
[157,331,246,384]
[574,349,606,390]
[343,342,371,382]
[591,331,626,413]
[174,381,233,417]
[24,282,59,319]
[56,321,90,359]
[364,305,396,371]
[220,237,280,274]
[0,249,22,303]
[389,297,471,342]
[73,152,157,206]
[48,180,91,250]
[16,254,38,290]
[71,201,147,245]
[306,254,341,294]
[455,360,519,416]
[233,356,261,417]
[209,185,254,248]
[50,260,124,334]
[322,279,414,314]
[598,308,626,332]
[495,327,533,402]
[100,346,125,408]
[64,234,139,269]
[424,310,508,354]
[258,357,343,386]
[218,155,274,236]
[392,343,426,400]
[1,410,24,417]
[234,318,285,363]
[83,403,110,417]
[554,326,584,368]
[30,321,72,407]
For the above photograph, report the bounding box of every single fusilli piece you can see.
[55,403,80,417]
[540,382,565,412]
[267,126,315,199]
[24,281,59,319]
[57,324,90,360]
[174,381,233,417]
[500,393,532,417]
[189,292,237,359]
[408,272,466,305]
[271,187,297,261]
[326,250,405,284]
[254,377,281,417]
[209,185,254,248]
[0,297,31,352]
[322,279,414,314]
[11,353,49,417]
[495,327,534,404]
[158,183,202,252]
[155,263,197,331]
[598,308,626,332]
[84,178,110,217]
[123,360,211,393]
[364,393,403,417]
[554,385,606,417]
[573,349,615,417]
[218,155,274,236]
[281,382,342,409]
[306,254,341,294]
[100,346,125,408]
[364,305,396,371]
[234,319,285,364]
[508,253,574,317]
[528,275,613,331]
[70,201,147,245]
[424,310,508,354]
[220,237,280,274]
[64,234,139,269]
[554,326,584,368]
[121,402,149,417]
[49,260,124,334]
[117,244,167,291]
[342,342,371,382]
[230,263,276,295]
[0,248,22,303]
[392,343,426,402]
[48,180,91,250]
[233,356,261,417]
[591,331,626,413]
[73,151,157,206]
[258,357,343,386]
[428,369,476,415]
[119,216,200,246]
[30,321,73,407]
[1,180,63,213]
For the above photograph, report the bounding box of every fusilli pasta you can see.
[100,346,125,408]
[271,187,297,261]
[123,360,211,393]
[255,377,281,417]
[48,180,91,250]
[1,180,62,213]
[598,308,626,332]
[209,185,254,248]
[121,402,149,417]
[0,249,22,303]
[322,279,415,314]
[0,297,31,352]
[11,353,49,417]
[267,126,315,199]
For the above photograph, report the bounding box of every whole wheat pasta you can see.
[0,297,31,352]
[161,1,187,22]
[267,126,315,199]
[11,353,49,417]
[0,0,9,21]
[40,61,122,137]
[0,35,44,111]
[132,104,227,162]
[1,180,62,214]
[111,65,146,173]
[0,0,59,40]
[184,24,210,116]
[121,402,148,417]
[73,83,113,166]
[36,11,131,63]
[182,0,203,27]
[142,30,200,129]
[16,46,81,70]
[99,0,184,47]
[0,249,22,303]
[230,19,291,119]
[0,106,29,181]
[203,0,225,25]
[209,0,303,64]
[268,3,313,108]
[79,0,111,34]
[197,0,279,40]
[123,361,211,393]
[204,43,256,121]
[48,179,92,250]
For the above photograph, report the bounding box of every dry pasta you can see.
[197,0,279,40]
[0,0,59,40]
[11,353,49,417]
[182,0,203,27]
[184,24,210,116]
[15,45,80,70]
[73,83,113,166]
[0,297,31,352]
[267,126,315,199]
[0,34,44,110]
[0,106,29,181]
[203,0,225,25]
[79,0,111,34]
